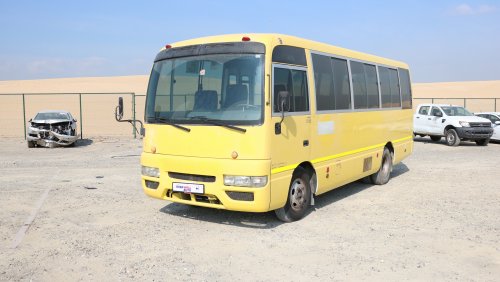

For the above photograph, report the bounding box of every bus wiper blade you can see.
[148,117,191,132]
[189,116,246,133]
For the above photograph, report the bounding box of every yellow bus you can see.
[141,34,413,221]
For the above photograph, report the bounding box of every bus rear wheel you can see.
[370,147,393,185]
[275,167,311,222]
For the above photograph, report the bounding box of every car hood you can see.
[32,119,72,124]
[447,116,491,123]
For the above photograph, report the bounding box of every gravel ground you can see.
[0,137,499,281]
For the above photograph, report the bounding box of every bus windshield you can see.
[146,54,264,126]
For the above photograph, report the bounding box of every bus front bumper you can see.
[141,153,272,212]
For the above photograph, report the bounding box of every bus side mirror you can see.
[275,91,289,135]
[116,97,124,121]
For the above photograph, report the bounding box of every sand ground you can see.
[0,138,499,281]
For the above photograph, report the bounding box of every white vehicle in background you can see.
[413,104,493,146]
[27,110,78,148]
[475,112,500,141]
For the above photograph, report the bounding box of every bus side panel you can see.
[269,171,293,211]
[393,138,413,164]
[314,147,384,195]
[310,110,413,194]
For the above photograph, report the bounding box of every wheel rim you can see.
[289,179,307,212]
[447,132,455,144]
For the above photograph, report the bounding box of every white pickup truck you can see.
[414,104,493,146]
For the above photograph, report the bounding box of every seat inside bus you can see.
[223,84,248,108]
[193,90,218,111]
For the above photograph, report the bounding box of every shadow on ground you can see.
[413,136,488,147]
[160,163,410,227]
[75,139,93,147]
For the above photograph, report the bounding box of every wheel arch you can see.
[444,125,455,135]
[297,161,317,195]
[385,142,395,163]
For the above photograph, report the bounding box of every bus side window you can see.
[273,67,309,113]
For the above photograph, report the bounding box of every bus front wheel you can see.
[275,167,311,222]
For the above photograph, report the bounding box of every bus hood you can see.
[142,124,269,160]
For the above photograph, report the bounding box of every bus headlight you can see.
[141,166,160,178]
[459,121,470,127]
[223,175,268,187]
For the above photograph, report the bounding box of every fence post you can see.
[79,93,83,139]
[132,93,136,139]
[22,94,26,140]
[495,98,497,112]
[464,98,466,109]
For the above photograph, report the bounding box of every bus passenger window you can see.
[379,66,401,108]
[399,68,412,109]
[273,67,309,113]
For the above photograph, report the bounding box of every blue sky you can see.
[0,0,499,82]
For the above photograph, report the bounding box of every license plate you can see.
[172,182,204,194]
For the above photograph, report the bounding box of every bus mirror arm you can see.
[115,96,145,137]
[275,91,289,135]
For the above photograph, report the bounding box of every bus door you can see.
[271,64,311,173]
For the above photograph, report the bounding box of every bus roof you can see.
[162,33,409,69]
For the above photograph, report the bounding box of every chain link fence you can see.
[1,94,499,139]
[413,98,500,113]
[0,93,145,139]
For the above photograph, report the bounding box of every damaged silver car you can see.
[27,110,78,148]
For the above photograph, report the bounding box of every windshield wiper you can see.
[147,117,191,132]
[189,116,246,133]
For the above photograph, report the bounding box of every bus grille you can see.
[168,172,216,183]
[226,191,254,201]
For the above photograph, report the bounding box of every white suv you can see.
[414,104,493,146]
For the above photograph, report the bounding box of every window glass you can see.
[431,107,442,116]
[389,69,401,107]
[379,67,391,108]
[365,64,379,108]
[351,62,379,109]
[490,115,500,122]
[312,54,334,111]
[145,54,264,125]
[399,68,412,109]
[379,66,401,108]
[351,61,367,109]
[418,106,430,115]
[272,46,307,66]
[331,58,351,110]
[273,67,309,113]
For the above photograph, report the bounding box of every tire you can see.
[475,138,490,146]
[445,129,460,146]
[430,135,441,142]
[370,147,393,185]
[275,167,311,222]
[27,141,35,148]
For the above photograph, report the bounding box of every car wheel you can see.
[275,167,311,222]
[475,138,490,146]
[430,135,441,142]
[445,129,460,146]
[370,147,393,185]
[27,141,35,148]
